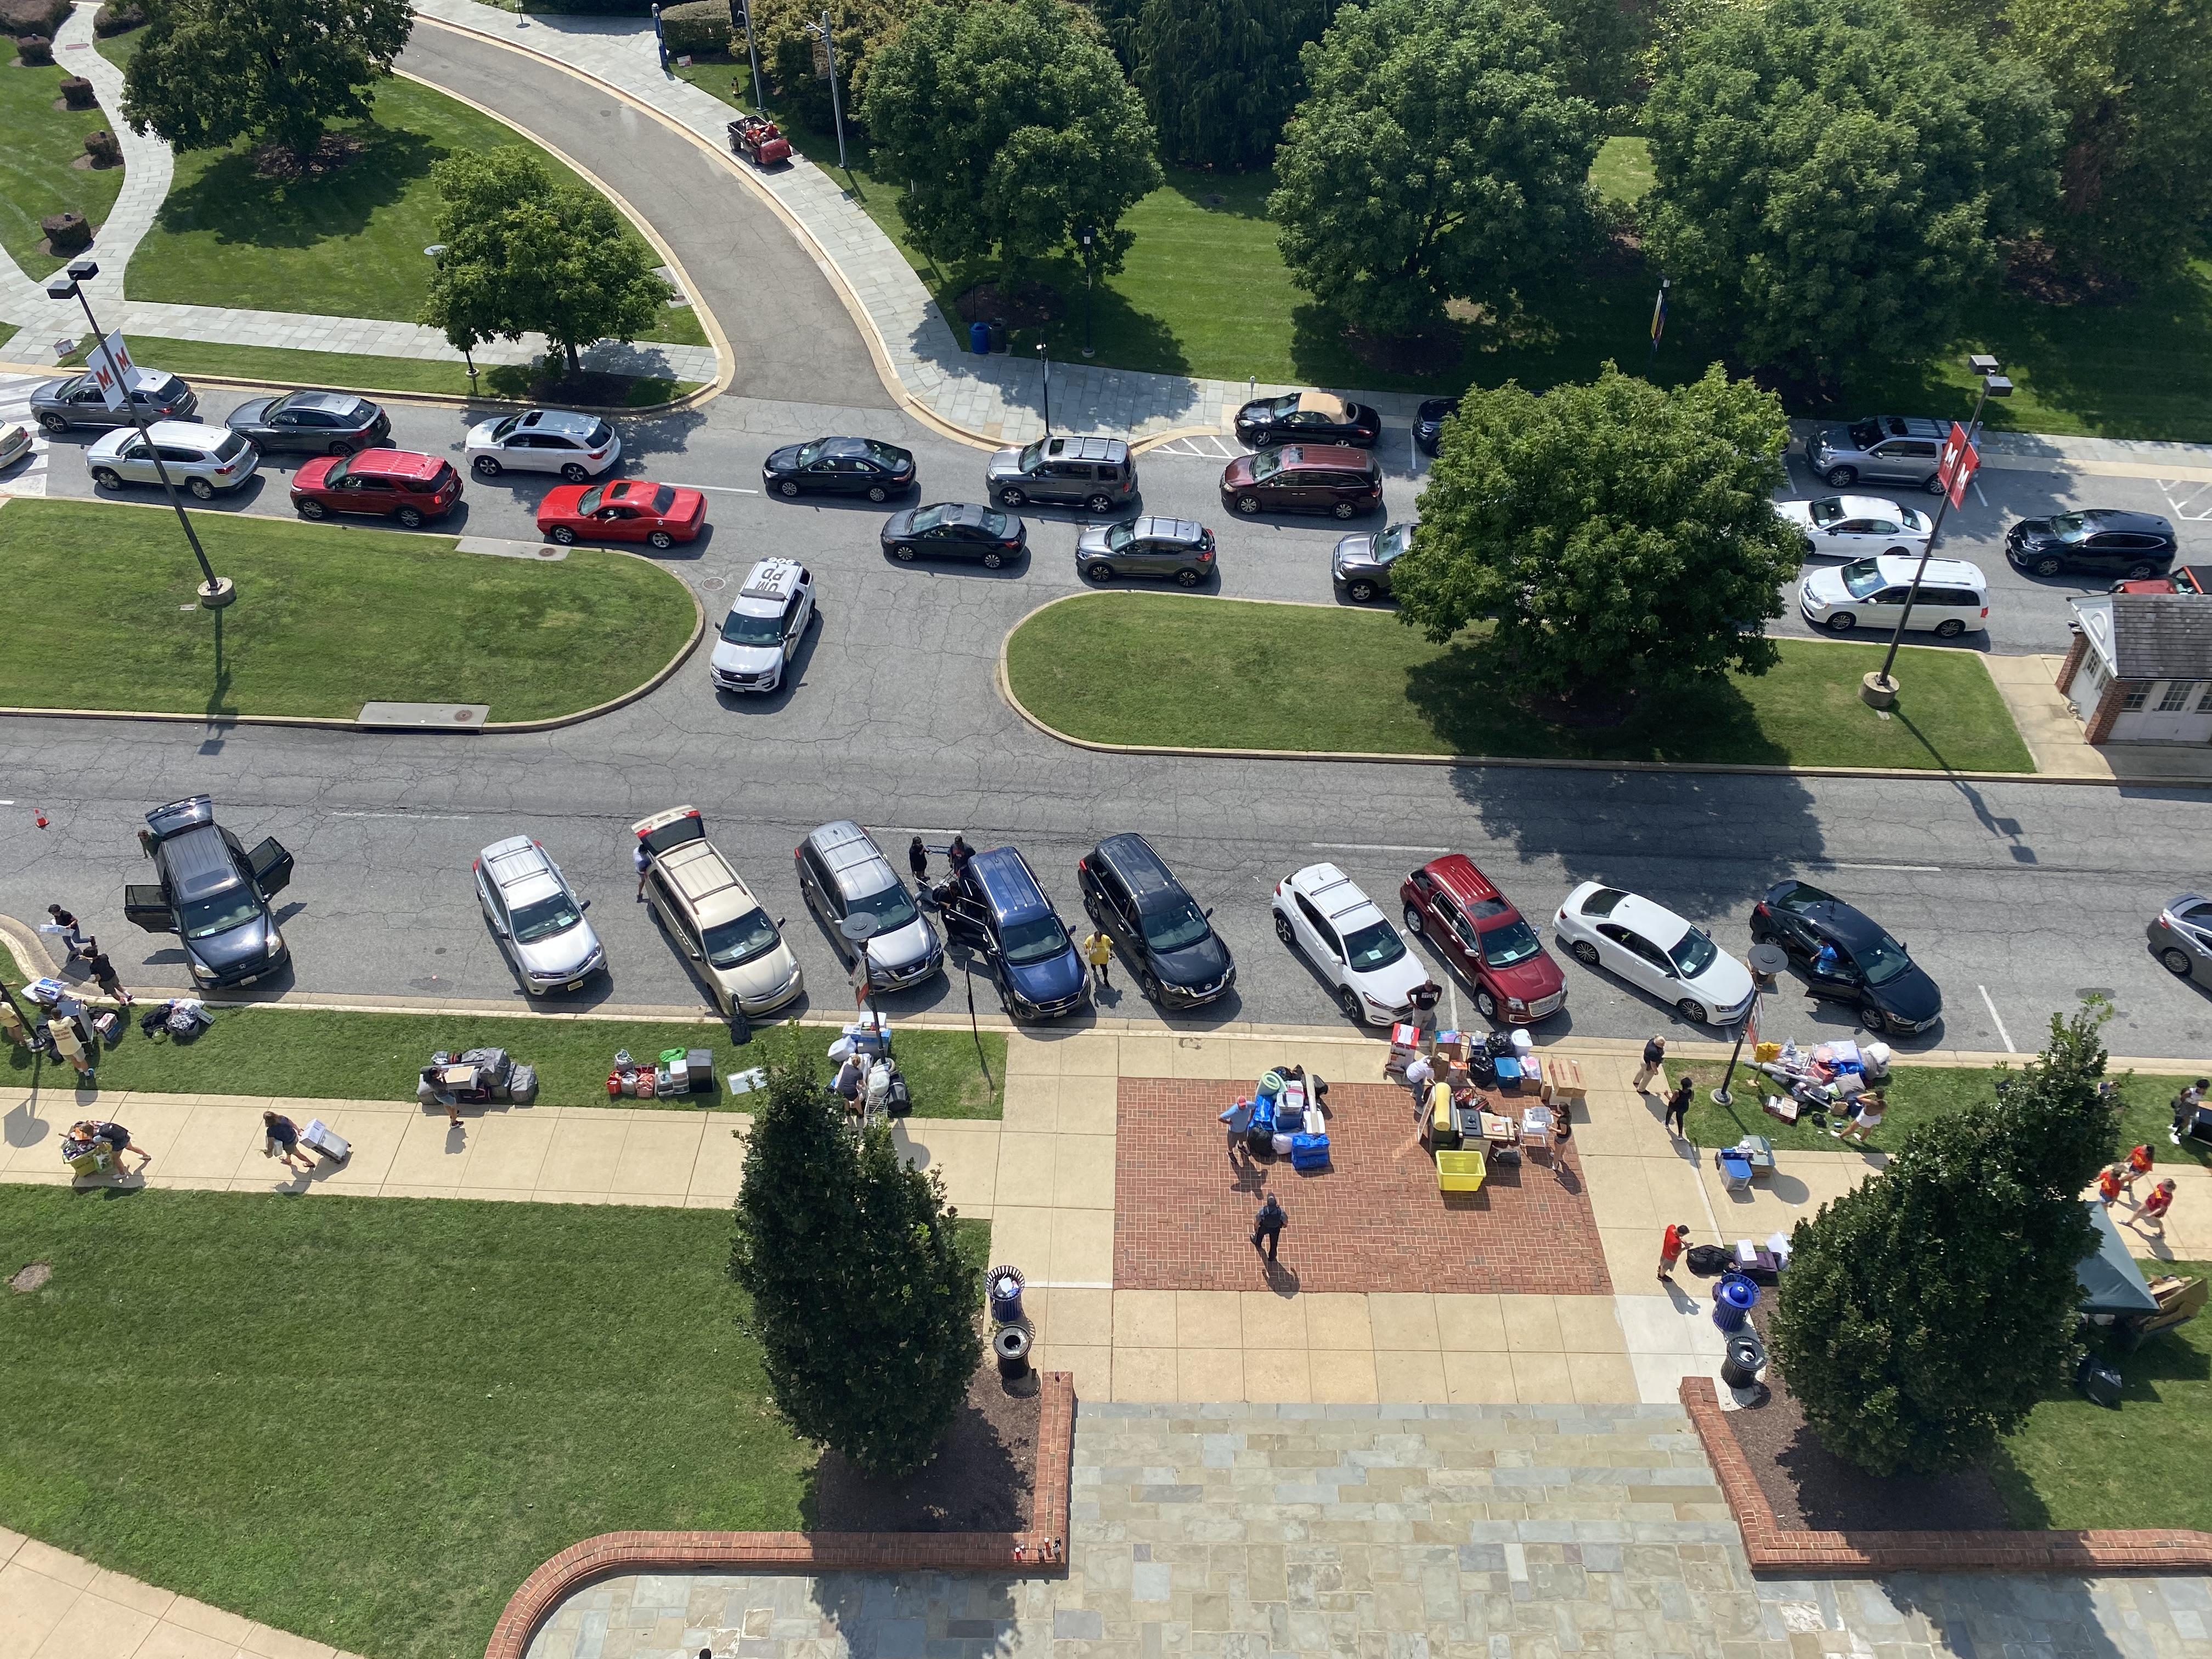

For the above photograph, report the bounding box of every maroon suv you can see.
[1399,855,1566,1024]
[1220,444,1382,520]
[290,448,462,528]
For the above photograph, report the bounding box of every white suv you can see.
[464,408,620,481]
[1799,555,1989,639]
[1273,862,1431,1025]
[710,558,815,695]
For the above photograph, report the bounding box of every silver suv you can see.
[986,435,1136,512]
[795,821,943,990]
[1805,415,1950,493]
[474,836,605,994]
[87,420,258,499]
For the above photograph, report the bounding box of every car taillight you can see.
[1753,901,1769,918]
[590,448,608,459]
[1197,549,1214,561]
[1980,607,1989,618]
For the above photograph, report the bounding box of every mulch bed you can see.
[955,281,1062,329]
[807,1341,1039,1533]
[250,133,365,179]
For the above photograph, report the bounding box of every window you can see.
[2198,685,2212,714]
[2157,680,2198,713]
[2121,685,2151,712]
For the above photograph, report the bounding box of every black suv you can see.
[1076,833,1234,1008]
[1749,878,1941,1036]
[123,795,295,989]
[2006,509,2179,580]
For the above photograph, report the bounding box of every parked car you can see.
[122,794,293,990]
[1076,515,1215,586]
[1799,555,1989,637]
[1398,855,1565,1024]
[87,420,258,499]
[1332,521,1414,602]
[2114,566,2212,596]
[762,435,916,501]
[940,845,1087,1020]
[1077,833,1234,1008]
[1272,862,1430,1026]
[1749,879,1942,1035]
[631,805,803,1018]
[880,501,1026,567]
[1234,390,1381,449]
[2148,893,2212,985]
[1220,444,1382,520]
[536,477,704,548]
[223,390,391,456]
[465,408,620,481]
[290,448,461,528]
[473,835,605,995]
[0,422,33,471]
[1804,415,1950,492]
[1551,882,1753,1026]
[31,368,195,432]
[1774,495,1933,559]
[1413,396,1461,458]
[794,820,942,991]
[2005,509,2179,580]
[709,557,815,695]
[986,435,1136,513]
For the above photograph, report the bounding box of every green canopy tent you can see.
[2076,1199,2159,1316]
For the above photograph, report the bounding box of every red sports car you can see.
[535,478,706,549]
[1398,854,1567,1024]
[290,448,461,528]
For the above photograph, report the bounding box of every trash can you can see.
[987,1265,1025,1324]
[993,1320,1032,1380]
[969,319,991,355]
[1719,1330,1765,1390]
[1712,1272,1758,1333]
[986,318,1008,353]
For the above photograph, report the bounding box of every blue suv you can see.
[943,846,1087,1020]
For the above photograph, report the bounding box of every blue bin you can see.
[987,1265,1025,1324]
[969,320,991,355]
[1712,1272,1757,1333]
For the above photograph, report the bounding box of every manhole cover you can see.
[700,575,727,591]
[9,1262,52,1293]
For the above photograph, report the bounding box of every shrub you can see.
[41,211,91,254]
[84,128,122,165]
[93,1,148,36]
[15,30,52,62]
[659,0,730,56]
[59,73,95,108]
[0,0,71,40]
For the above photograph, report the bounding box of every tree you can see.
[1769,1001,2121,1476]
[1535,0,1650,114]
[421,148,671,375]
[121,0,411,163]
[1130,0,1330,170]
[1268,0,1601,337]
[860,0,1162,274]
[1640,0,2059,385]
[747,0,906,134]
[729,1051,981,1480]
[1395,363,1801,700]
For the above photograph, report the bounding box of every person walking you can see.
[2120,1142,2154,1201]
[1081,927,1113,991]
[263,1110,313,1173]
[45,904,86,958]
[90,1120,150,1174]
[1658,1221,1691,1281]
[83,947,133,1007]
[1403,1050,1435,1118]
[907,837,929,885]
[1632,1035,1666,1093]
[2136,1178,2177,1238]
[1663,1075,1694,1138]
[2171,1079,2208,1145]
[634,839,652,901]
[1834,1088,1886,1146]
[2097,1163,2125,1208]
[1251,1193,1286,1263]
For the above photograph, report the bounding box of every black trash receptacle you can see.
[993,1320,1032,1380]
[987,318,1009,353]
[1720,1331,1765,1390]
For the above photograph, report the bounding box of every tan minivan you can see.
[630,806,803,1017]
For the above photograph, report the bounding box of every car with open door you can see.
[123,795,293,989]
[1750,879,1941,1035]
[1398,855,1565,1024]
[630,805,803,1019]
[938,845,1087,1020]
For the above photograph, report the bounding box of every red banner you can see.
[1938,420,1980,508]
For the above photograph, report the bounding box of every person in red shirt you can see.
[2097,1165,2124,1207]
[2137,1179,2177,1236]
[1658,1222,1691,1281]
[2121,1143,2154,1201]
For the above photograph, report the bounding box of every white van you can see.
[1799,555,1989,639]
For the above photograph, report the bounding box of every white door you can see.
[2134,681,2212,743]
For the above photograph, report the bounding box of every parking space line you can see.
[1817,861,1942,873]
[670,483,760,494]
[1978,984,2017,1053]
[1312,842,1449,854]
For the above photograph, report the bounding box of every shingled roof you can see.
[2071,593,2212,681]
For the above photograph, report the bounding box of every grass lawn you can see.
[5,1006,1006,1119]
[0,52,128,283]
[1005,595,2034,772]
[1590,136,1655,206]
[117,73,705,347]
[0,497,695,721]
[0,1186,992,1659]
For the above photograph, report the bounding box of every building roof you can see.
[2072,594,2212,681]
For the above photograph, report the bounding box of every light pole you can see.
[47,259,232,608]
[840,912,881,1027]
[804,13,847,172]
[1036,340,1051,436]
[1079,225,1096,359]
[733,0,766,115]
[1713,942,1788,1107]
[1860,354,2011,707]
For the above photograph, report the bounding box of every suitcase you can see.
[300,1119,351,1163]
[2076,1352,2124,1408]
[1289,1131,1330,1170]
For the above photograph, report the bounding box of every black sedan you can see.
[879,502,1027,568]
[763,435,916,501]
[223,389,391,456]
[2005,509,2179,580]
[1233,390,1381,449]
[1414,395,1462,457]
[1750,879,1942,1036]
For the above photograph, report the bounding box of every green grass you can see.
[0,498,696,721]
[0,1186,989,1659]
[1590,136,1654,206]
[0,53,128,282]
[1005,595,2034,772]
[0,321,18,357]
[121,74,706,347]
[1993,1259,2212,1531]
[7,1006,1005,1118]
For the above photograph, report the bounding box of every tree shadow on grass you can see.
[154,126,437,250]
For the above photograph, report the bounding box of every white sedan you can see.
[464,408,621,482]
[1273,862,1432,1025]
[1552,882,1754,1026]
[1775,495,1933,559]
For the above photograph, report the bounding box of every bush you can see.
[0,0,70,39]
[84,128,122,165]
[93,1,148,35]
[659,0,730,56]
[15,30,52,62]
[41,211,91,254]
[59,73,95,108]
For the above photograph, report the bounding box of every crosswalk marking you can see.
[1147,433,1248,461]
[0,374,53,499]
[2156,478,2211,522]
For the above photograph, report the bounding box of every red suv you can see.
[1398,855,1566,1024]
[290,448,462,528]
[1219,444,1382,520]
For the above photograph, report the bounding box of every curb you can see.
[478,1372,1075,1659]
[1679,1378,2212,1573]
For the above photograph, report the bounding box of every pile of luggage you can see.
[609,1046,713,1099]
[417,1047,539,1108]
[1752,1037,1890,1127]
[138,998,213,1042]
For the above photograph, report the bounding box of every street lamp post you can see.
[47,259,233,608]
[839,913,881,1029]
[805,13,848,172]
[734,0,766,115]
[1713,942,1789,1107]
[1079,225,1096,359]
[1860,353,2011,707]
[1036,340,1051,436]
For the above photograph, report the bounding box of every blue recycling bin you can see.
[1712,1272,1758,1333]
[969,320,991,355]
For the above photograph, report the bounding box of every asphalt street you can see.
[5,27,2209,1065]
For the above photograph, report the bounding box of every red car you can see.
[1398,855,1566,1024]
[290,448,461,528]
[536,478,706,549]
[2113,566,2210,596]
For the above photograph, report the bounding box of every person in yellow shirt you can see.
[1081,927,1113,990]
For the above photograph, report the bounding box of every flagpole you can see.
[1646,278,1669,373]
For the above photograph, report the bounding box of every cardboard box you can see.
[1544,1056,1587,1100]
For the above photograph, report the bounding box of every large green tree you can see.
[1640,0,2059,384]
[421,148,672,374]
[1537,0,1650,113]
[1269,0,1600,337]
[1130,0,1330,170]
[121,0,412,163]
[1396,363,1801,699]
[1769,1002,2120,1476]
[729,1052,981,1480]
[861,0,1162,273]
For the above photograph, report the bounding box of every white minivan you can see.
[1799,555,1989,639]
